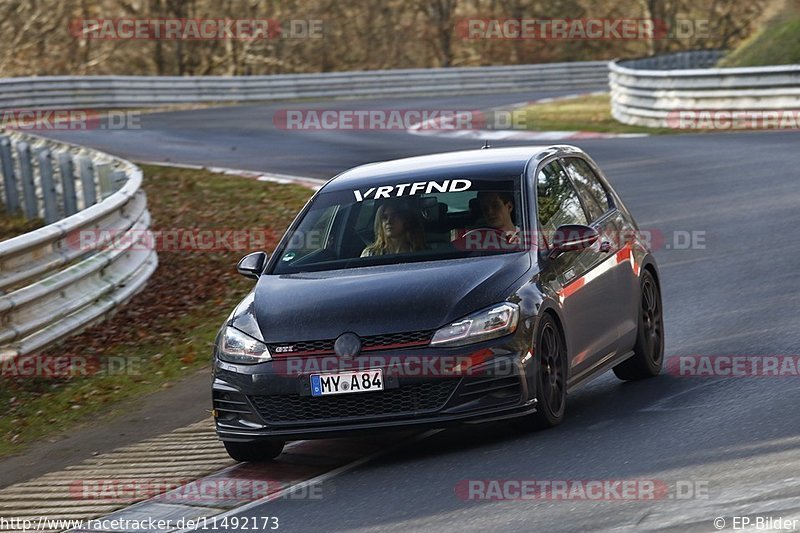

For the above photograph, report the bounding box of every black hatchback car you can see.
[212,145,663,461]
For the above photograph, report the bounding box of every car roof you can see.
[321,145,584,193]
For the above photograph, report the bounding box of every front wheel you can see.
[613,270,664,381]
[223,439,285,462]
[512,314,567,432]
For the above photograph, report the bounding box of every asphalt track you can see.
[43,88,800,532]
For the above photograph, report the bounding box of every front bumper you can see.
[212,337,538,442]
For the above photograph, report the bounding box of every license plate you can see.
[310,369,383,396]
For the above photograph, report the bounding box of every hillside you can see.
[718,3,800,66]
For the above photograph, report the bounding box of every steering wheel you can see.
[462,227,507,238]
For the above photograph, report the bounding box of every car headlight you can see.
[430,303,519,347]
[217,326,272,364]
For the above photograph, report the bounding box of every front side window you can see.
[271,175,525,274]
[536,161,589,231]
[562,157,612,221]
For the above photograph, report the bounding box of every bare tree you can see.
[0,0,782,77]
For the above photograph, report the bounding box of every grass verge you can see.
[0,212,44,241]
[510,93,676,135]
[0,164,313,458]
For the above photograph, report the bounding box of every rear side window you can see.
[536,161,588,230]
[562,157,611,222]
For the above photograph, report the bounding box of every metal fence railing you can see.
[609,50,800,128]
[0,131,156,362]
[0,62,610,110]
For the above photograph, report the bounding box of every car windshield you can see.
[270,175,526,274]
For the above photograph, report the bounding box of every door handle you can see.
[599,240,612,253]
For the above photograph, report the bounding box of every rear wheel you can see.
[613,270,664,381]
[512,314,566,431]
[223,439,285,462]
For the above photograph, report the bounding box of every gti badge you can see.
[273,345,294,353]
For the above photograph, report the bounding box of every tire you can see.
[512,313,567,431]
[223,439,285,462]
[613,270,664,381]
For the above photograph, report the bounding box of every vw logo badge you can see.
[334,332,362,359]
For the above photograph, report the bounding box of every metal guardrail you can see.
[0,62,609,110]
[609,50,800,128]
[0,131,157,361]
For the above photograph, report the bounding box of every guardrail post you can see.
[111,170,127,192]
[0,136,20,215]
[16,142,38,220]
[58,152,78,216]
[96,164,114,200]
[78,157,97,207]
[37,148,59,224]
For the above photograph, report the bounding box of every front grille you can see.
[361,330,432,349]
[269,330,434,357]
[251,380,457,423]
[272,338,334,355]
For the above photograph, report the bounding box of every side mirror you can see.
[237,251,268,280]
[549,224,599,258]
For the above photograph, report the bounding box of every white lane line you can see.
[175,429,444,533]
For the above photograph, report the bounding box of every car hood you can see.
[250,253,531,342]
